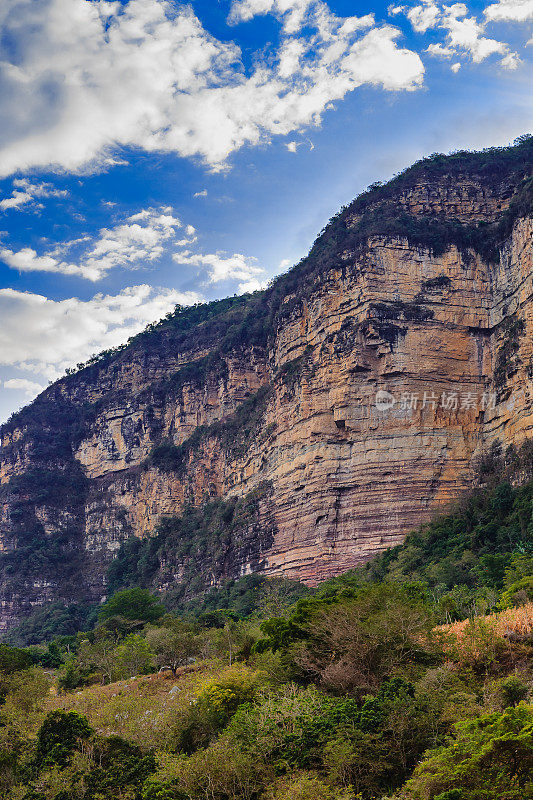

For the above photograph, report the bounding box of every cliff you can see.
[1,137,532,629]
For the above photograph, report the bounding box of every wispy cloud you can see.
[173,249,266,292]
[0,207,186,281]
[484,0,533,22]
[391,0,524,68]
[0,178,67,211]
[3,378,45,398]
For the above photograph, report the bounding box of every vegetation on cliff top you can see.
[3,133,532,432]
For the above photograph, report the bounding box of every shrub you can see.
[397,703,533,799]
[499,576,533,609]
[174,664,268,753]
[262,773,356,799]
[34,710,93,769]
[285,583,439,694]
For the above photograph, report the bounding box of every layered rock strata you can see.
[1,140,532,628]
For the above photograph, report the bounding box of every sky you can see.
[0,0,531,423]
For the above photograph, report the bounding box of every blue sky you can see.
[0,0,531,423]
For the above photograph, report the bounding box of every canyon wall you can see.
[1,141,532,628]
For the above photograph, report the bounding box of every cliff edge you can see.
[1,137,532,629]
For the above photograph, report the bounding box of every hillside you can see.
[0,579,532,800]
[1,136,533,630]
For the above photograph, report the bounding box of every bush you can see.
[397,703,533,799]
[499,576,533,609]
[34,710,93,769]
[175,665,267,753]
[281,583,439,694]
[262,773,356,799]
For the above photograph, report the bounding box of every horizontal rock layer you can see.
[1,141,532,628]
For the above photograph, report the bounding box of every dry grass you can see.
[438,602,533,640]
[45,662,214,749]
[435,603,533,668]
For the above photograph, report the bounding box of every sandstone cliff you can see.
[1,138,532,629]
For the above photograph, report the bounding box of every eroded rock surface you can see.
[1,140,532,628]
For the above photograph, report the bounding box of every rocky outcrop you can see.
[1,138,532,629]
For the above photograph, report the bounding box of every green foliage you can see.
[34,710,93,769]
[98,588,165,624]
[74,630,156,684]
[496,676,530,709]
[361,479,533,619]
[398,703,533,799]
[145,622,201,675]
[498,575,533,609]
[263,773,356,799]
[0,644,33,675]
[83,735,157,800]
[494,315,526,389]
[107,483,275,599]
[149,385,273,475]
[169,573,310,621]
[256,582,439,694]
[175,666,267,753]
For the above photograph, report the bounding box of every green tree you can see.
[34,709,93,769]
[398,703,533,799]
[0,644,33,675]
[112,633,155,679]
[146,623,199,676]
[98,588,165,624]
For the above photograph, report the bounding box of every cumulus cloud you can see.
[3,378,45,398]
[395,0,521,66]
[484,0,533,22]
[0,178,67,211]
[173,249,266,292]
[0,0,424,176]
[0,284,200,386]
[0,206,185,281]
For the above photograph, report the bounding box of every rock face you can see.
[1,139,532,629]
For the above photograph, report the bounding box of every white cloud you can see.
[229,0,314,32]
[0,206,183,281]
[407,1,440,32]
[399,0,520,67]
[443,3,508,63]
[0,0,424,176]
[3,378,45,399]
[451,60,462,71]
[0,284,200,384]
[81,209,182,278]
[174,249,266,291]
[0,246,90,279]
[193,189,208,198]
[0,178,67,211]
[278,258,293,271]
[426,43,456,57]
[500,50,521,67]
[484,0,533,21]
